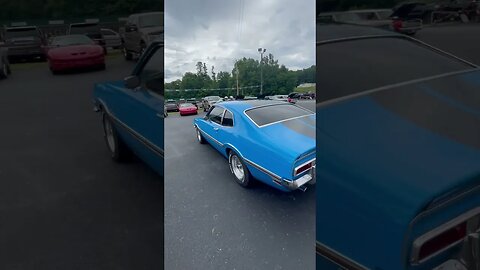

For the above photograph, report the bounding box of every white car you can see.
[101,28,122,49]
[270,95,288,102]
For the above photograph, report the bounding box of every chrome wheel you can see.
[196,129,202,142]
[105,118,116,152]
[230,155,245,182]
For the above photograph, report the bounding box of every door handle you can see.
[213,127,219,131]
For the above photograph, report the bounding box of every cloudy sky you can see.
[164,0,315,82]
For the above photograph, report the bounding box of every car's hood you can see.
[259,114,316,161]
[316,69,480,268]
[48,45,103,59]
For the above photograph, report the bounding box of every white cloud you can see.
[165,0,315,82]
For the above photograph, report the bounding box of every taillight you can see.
[294,160,314,176]
[393,20,403,31]
[417,222,467,262]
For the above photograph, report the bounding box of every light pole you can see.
[258,47,266,95]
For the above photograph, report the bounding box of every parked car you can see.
[316,24,480,270]
[270,95,289,102]
[287,92,301,103]
[68,23,107,54]
[179,103,198,116]
[194,100,316,191]
[202,95,223,112]
[187,98,198,107]
[121,12,163,60]
[2,26,46,62]
[318,9,422,35]
[46,35,105,74]
[0,47,11,79]
[93,40,163,176]
[165,100,179,112]
[100,28,122,49]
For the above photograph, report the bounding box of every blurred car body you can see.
[179,103,198,116]
[318,9,422,35]
[93,40,164,176]
[100,28,122,49]
[2,26,46,62]
[316,24,480,270]
[202,95,223,111]
[68,23,106,54]
[47,35,105,74]
[165,100,179,112]
[121,12,163,60]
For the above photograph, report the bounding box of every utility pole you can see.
[235,61,239,96]
[258,48,266,95]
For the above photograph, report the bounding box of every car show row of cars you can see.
[0,12,162,77]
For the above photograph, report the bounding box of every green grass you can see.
[294,86,315,93]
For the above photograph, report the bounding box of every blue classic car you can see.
[92,41,163,176]
[316,24,480,269]
[194,100,316,192]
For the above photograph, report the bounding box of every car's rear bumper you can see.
[180,110,197,115]
[50,56,105,71]
[277,166,316,191]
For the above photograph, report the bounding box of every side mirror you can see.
[124,75,140,89]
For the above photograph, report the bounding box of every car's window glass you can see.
[317,37,472,102]
[139,46,163,96]
[222,110,233,127]
[51,35,94,46]
[208,107,224,124]
[245,104,312,126]
[5,28,38,39]
[180,103,194,108]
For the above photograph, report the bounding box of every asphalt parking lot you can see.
[0,54,164,269]
[164,100,316,270]
[417,24,480,65]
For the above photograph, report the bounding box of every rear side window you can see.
[222,110,233,127]
[208,106,224,124]
[317,37,472,102]
[245,104,312,127]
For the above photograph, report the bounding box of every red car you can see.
[179,103,198,116]
[47,35,105,74]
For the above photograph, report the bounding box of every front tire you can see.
[123,47,133,61]
[103,113,132,162]
[228,151,253,188]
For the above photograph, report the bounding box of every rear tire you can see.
[102,113,132,162]
[195,127,206,144]
[228,151,253,188]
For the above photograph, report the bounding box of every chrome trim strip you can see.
[195,125,224,146]
[410,207,480,265]
[99,101,164,158]
[316,241,369,270]
[243,158,282,180]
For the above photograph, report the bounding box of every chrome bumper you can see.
[279,166,316,191]
[433,231,479,270]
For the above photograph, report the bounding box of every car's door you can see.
[112,43,164,175]
[101,29,118,48]
[199,106,225,152]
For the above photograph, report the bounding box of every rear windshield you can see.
[317,37,472,102]
[245,104,313,127]
[51,35,93,46]
[5,28,38,39]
